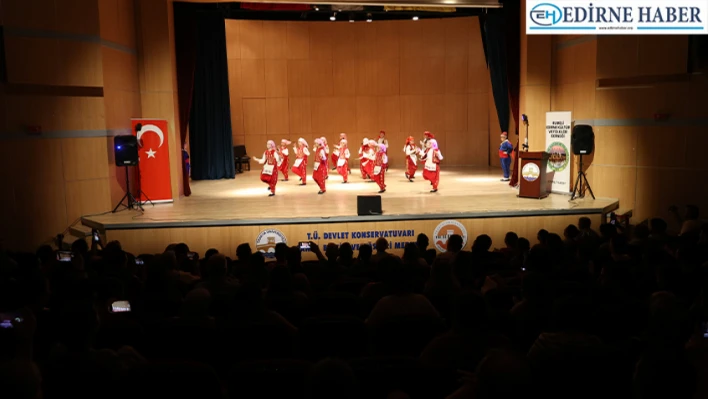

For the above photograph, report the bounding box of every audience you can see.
[1,211,707,398]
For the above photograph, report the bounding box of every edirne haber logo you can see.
[526,0,708,35]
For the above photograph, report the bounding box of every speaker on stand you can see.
[570,125,595,201]
[112,135,153,212]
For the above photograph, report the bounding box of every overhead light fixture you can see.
[412,16,419,21]
[330,12,336,21]
[366,13,372,22]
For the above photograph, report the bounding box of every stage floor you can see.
[83,167,619,230]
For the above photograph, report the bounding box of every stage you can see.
[82,167,619,257]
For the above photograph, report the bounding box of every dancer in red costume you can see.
[421,138,443,193]
[371,143,388,193]
[358,138,370,179]
[332,132,346,171]
[277,139,291,181]
[291,138,310,185]
[419,131,434,155]
[377,131,389,171]
[364,140,377,181]
[312,138,328,194]
[336,139,351,183]
[321,136,330,180]
[403,136,418,182]
[253,140,281,196]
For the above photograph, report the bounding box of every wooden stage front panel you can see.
[84,167,618,259]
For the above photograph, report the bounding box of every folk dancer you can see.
[332,132,346,171]
[363,139,377,181]
[499,132,514,182]
[421,138,443,193]
[321,136,330,180]
[372,143,388,193]
[336,139,351,183]
[358,138,371,179]
[377,130,389,171]
[312,138,328,194]
[253,140,281,197]
[278,139,291,181]
[292,138,310,185]
[403,136,418,182]
[419,131,434,153]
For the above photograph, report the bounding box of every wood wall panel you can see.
[4,95,106,132]
[55,0,101,36]
[61,137,111,181]
[227,17,490,169]
[98,0,138,47]
[65,178,112,222]
[2,0,56,30]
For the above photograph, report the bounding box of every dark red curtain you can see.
[174,3,196,196]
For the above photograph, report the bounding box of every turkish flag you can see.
[131,119,173,202]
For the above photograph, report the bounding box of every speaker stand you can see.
[112,166,144,212]
[570,154,595,201]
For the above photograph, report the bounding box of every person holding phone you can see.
[312,138,328,195]
[421,138,443,193]
[292,138,310,185]
[253,140,281,197]
[336,139,351,183]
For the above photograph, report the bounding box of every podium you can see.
[518,151,550,199]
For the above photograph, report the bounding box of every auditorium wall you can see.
[549,34,708,222]
[225,17,492,168]
[520,1,708,223]
[0,0,143,250]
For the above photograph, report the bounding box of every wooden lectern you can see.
[518,151,550,199]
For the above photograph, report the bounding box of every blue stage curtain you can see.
[188,11,235,180]
[480,9,510,135]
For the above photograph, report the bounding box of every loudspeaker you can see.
[357,195,382,216]
[114,135,139,166]
[571,125,594,155]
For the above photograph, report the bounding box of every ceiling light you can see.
[412,16,419,21]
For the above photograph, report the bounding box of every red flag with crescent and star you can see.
[131,119,173,202]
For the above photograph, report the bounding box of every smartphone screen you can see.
[57,251,73,262]
[0,313,23,329]
[111,301,131,313]
[92,229,100,242]
[135,258,144,265]
[187,252,198,261]
[299,241,311,251]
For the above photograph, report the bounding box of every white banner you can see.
[545,112,572,194]
[526,0,708,35]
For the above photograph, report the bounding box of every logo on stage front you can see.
[256,229,287,259]
[546,142,569,172]
[522,163,540,182]
[433,220,468,253]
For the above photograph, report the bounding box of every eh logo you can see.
[530,3,563,26]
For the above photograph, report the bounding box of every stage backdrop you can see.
[225,17,492,169]
[132,119,173,203]
[545,111,572,194]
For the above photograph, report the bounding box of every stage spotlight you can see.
[412,16,419,20]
